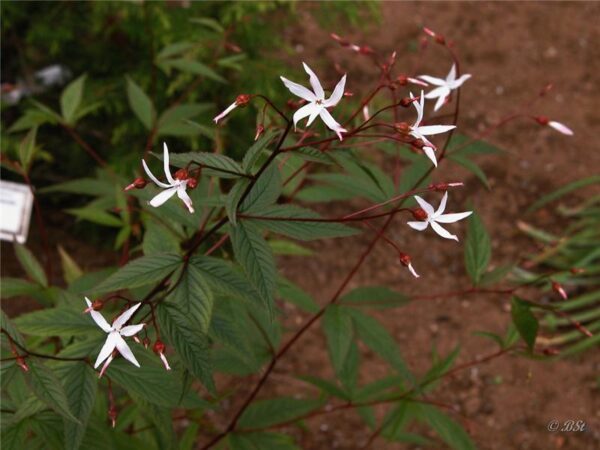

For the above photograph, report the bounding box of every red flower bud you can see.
[394,122,410,134]
[153,340,166,355]
[330,33,349,46]
[174,168,188,181]
[535,116,549,126]
[235,94,251,107]
[551,280,568,300]
[187,177,198,189]
[428,182,464,192]
[255,124,265,141]
[124,177,147,191]
[108,406,118,428]
[397,74,408,86]
[400,97,412,107]
[398,252,411,267]
[412,208,428,221]
[359,46,374,55]
[142,337,151,349]
[16,356,29,372]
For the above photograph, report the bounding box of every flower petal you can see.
[451,74,472,89]
[407,263,420,278]
[177,185,195,214]
[446,64,457,83]
[213,102,237,124]
[414,195,435,216]
[416,125,456,136]
[113,303,142,330]
[435,211,473,223]
[280,76,316,102]
[424,86,449,100]
[434,191,448,217]
[422,146,438,167]
[323,74,346,107]
[163,143,176,185]
[292,103,320,130]
[433,92,448,112]
[407,221,429,231]
[120,323,145,337]
[430,221,459,241]
[149,186,178,208]
[94,332,119,368]
[417,75,446,86]
[319,108,347,140]
[302,62,324,99]
[142,160,171,189]
[548,121,574,136]
[115,334,140,367]
[85,297,112,332]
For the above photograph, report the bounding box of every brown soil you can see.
[3,2,599,450]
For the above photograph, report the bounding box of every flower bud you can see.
[83,299,104,314]
[551,280,568,300]
[400,97,412,107]
[16,356,29,372]
[153,340,166,355]
[174,168,188,181]
[428,182,464,192]
[394,122,410,134]
[535,116,549,126]
[359,46,374,55]
[142,336,151,349]
[398,253,411,267]
[397,74,408,86]
[330,33,349,46]
[412,208,428,221]
[412,138,425,149]
[186,177,198,189]
[235,94,251,107]
[423,27,445,45]
[108,406,118,428]
[124,177,147,191]
[255,124,265,141]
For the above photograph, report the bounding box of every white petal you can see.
[159,352,172,371]
[433,92,448,112]
[302,62,324,99]
[323,74,346,107]
[416,125,456,136]
[143,160,171,189]
[94,332,119,368]
[98,354,113,378]
[408,77,429,87]
[548,121,573,136]
[85,297,112,332]
[434,191,448,217]
[280,76,316,102]
[407,221,429,231]
[430,221,459,241]
[113,303,142,330]
[413,91,424,126]
[120,323,145,337]
[408,263,420,278]
[213,102,237,123]
[292,103,320,130]
[305,105,322,127]
[414,195,435,216]
[163,143,176,185]
[446,64,457,83]
[435,211,473,223]
[422,146,438,167]
[451,74,472,89]
[177,185,195,214]
[319,108,347,140]
[115,334,140,367]
[424,86,450,100]
[417,75,446,86]
[149,186,178,208]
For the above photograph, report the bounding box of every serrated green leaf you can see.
[322,305,353,377]
[157,303,214,393]
[277,278,319,313]
[230,222,276,315]
[66,207,123,228]
[60,74,86,124]
[238,397,321,429]
[240,163,282,212]
[226,178,251,225]
[340,286,408,309]
[167,263,213,333]
[464,211,491,286]
[298,375,350,400]
[449,154,490,189]
[242,129,280,171]
[228,432,301,450]
[163,59,225,83]
[58,246,83,285]
[93,253,181,293]
[527,175,600,213]
[1,278,40,299]
[126,77,155,130]
[1,309,25,346]
[157,103,213,137]
[416,404,476,450]
[14,244,47,287]
[14,307,96,336]
[25,359,79,423]
[511,296,538,351]
[63,363,97,450]
[142,221,180,256]
[157,151,244,179]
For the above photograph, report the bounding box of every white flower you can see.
[85,298,144,378]
[281,62,348,140]
[407,192,472,241]
[142,143,194,214]
[548,121,573,136]
[419,64,471,111]
[409,91,456,167]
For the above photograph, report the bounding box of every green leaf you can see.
[14,243,47,287]
[157,103,213,137]
[226,178,250,225]
[58,246,83,285]
[142,221,180,255]
[65,207,123,228]
[240,163,282,212]
[1,278,40,299]
[1,309,25,346]
[126,77,155,130]
[244,205,359,241]
[167,263,213,333]
[19,126,38,169]
[464,211,491,286]
[417,404,476,450]
[25,359,79,423]
[157,303,215,393]
[228,432,301,450]
[298,375,350,400]
[511,296,539,351]
[60,74,86,124]
[527,175,600,213]
[292,146,335,165]
[14,307,97,336]
[163,58,225,83]
[238,397,321,429]
[93,253,181,293]
[340,286,408,309]
[448,154,490,189]
[63,363,97,450]
[230,222,276,314]
[277,278,319,314]
[269,239,313,256]
[242,129,280,171]
[158,151,244,179]
[322,305,354,376]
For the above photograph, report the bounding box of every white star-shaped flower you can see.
[85,298,145,378]
[407,192,472,241]
[419,64,471,111]
[281,62,348,140]
[142,143,194,213]
[409,91,456,167]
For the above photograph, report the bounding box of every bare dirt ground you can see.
[3,2,599,450]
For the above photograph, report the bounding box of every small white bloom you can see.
[213,102,238,124]
[84,298,145,378]
[407,262,420,278]
[281,62,348,140]
[419,64,471,111]
[548,121,573,136]
[409,91,456,167]
[142,143,194,214]
[407,192,472,241]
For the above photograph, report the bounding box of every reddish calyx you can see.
[412,208,428,221]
